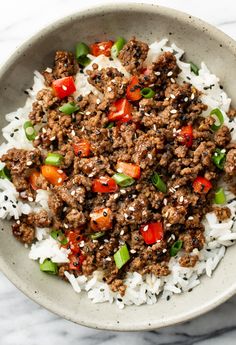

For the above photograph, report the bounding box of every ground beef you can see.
[118,37,149,73]
[43,51,77,86]
[214,125,231,147]
[179,254,199,267]
[213,206,231,221]
[1,148,42,193]
[12,221,35,244]
[27,210,51,227]
[224,149,236,175]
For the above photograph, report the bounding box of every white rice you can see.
[0,39,236,309]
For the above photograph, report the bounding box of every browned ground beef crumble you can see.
[1,37,236,296]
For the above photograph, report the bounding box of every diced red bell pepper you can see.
[68,253,85,270]
[126,76,142,101]
[90,207,112,231]
[140,222,164,245]
[52,76,76,99]
[73,139,91,157]
[41,165,67,186]
[108,98,132,123]
[29,170,41,190]
[65,230,84,254]
[92,176,118,193]
[193,176,212,194]
[116,161,141,179]
[90,40,113,57]
[178,125,193,148]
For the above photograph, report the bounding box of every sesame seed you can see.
[50,136,56,141]
[35,136,39,140]
[130,249,136,254]
[99,245,104,250]
[117,168,123,173]
[143,225,148,232]
[96,99,101,105]
[120,230,125,236]
[57,169,63,174]
[104,239,109,243]
[45,67,52,73]
[162,249,167,253]
[191,93,195,100]
[147,154,152,159]
[107,87,112,92]
[184,97,188,102]
[105,257,111,261]
[28,197,33,202]
[79,241,85,247]
[163,198,167,206]
[170,109,177,114]
[64,223,69,229]
[144,112,150,117]
[170,78,175,83]
[58,178,62,183]
[129,206,135,211]
[120,189,126,194]
[188,216,194,220]
[42,128,47,133]
[179,196,184,202]
[71,130,75,137]
[63,207,67,212]
[166,223,171,227]
[16,220,21,225]
[81,126,85,132]
[153,124,157,131]
[171,234,176,240]
[62,85,67,91]
[124,213,129,218]
[114,193,119,199]
[167,71,173,77]
[86,111,91,115]
[170,94,175,99]
[221,149,226,153]
[174,185,180,189]
[71,190,76,196]
[26,161,33,166]
[155,71,161,76]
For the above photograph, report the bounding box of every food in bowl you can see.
[0,36,235,309]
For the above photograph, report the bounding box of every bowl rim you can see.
[0,2,236,331]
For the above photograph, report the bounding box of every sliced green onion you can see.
[170,240,183,257]
[210,108,224,131]
[23,121,37,141]
[151,172,167,193]
[50,230,68,245]
[105,122,115,129]
[75,42,91,67]
[212,148,226,169]
[40,259,58,275]
[59,102,80,115]
[190,62,199,75]
[114,244,130,269]
[90,231,105,240]
[112,173,135,187]
[141,88,155,99]
[0,166,11,180]
[45,153,64,166]
[214,187,226,204]
[111,37,126,58]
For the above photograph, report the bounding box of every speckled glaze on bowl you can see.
[0,3,236,331]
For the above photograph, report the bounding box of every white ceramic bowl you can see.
[0,3,236,331]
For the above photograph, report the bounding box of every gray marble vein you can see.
[1,0,236,344]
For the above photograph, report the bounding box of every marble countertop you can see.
[1,0,236,344]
